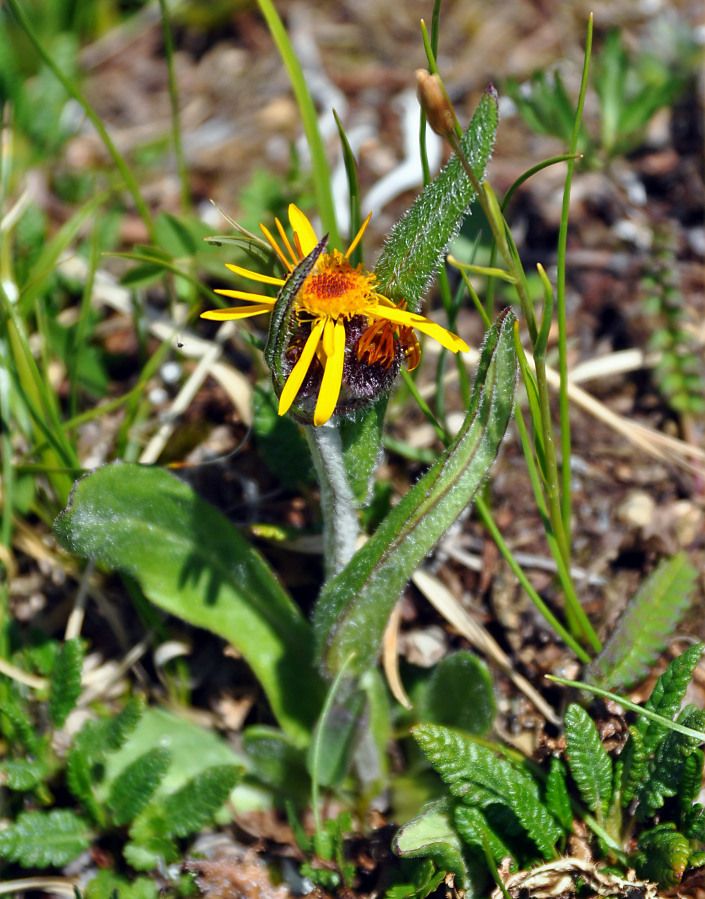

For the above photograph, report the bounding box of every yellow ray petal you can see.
[314,318,346,426]
[371,305,469,354]
[275,217,299,267]
[201,304,274,320]
[278,318,325,416]
[214,289,276,303]
[225,263,285,286]
[260,223,292,272]
[288,204,319,256]
[345,210,372,259]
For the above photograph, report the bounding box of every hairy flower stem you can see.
[307,422,360,580]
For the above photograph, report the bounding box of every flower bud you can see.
[416,69,455,137]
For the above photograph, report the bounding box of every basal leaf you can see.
[315,310,516,678]
[419,651,496,736]
[0,809,92,868]
[564,704,613,816]
[453,805,515,867]
[49,636,84,729]
[54,463,325,744]
[413,724,560,860]
[162,764,241,838]
[637,643,703,753]
[585,554,698,691]
[620,726,648,806]
[634,824,690,889]
[393,798,471,889]
[107,747,171,827]
[544,757,572,831]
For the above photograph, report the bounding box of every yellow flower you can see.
[201,205,469,426]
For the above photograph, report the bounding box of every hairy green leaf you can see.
[633,824,690,889]
[0,809,92,867]
[544,757,572,831]
[374,87,498,310]
[620,726,648,806]
[315,310,516,678]
[413,724,560,860]
[49,637,84,729]
[1,758,47,791]
[54,464,325,744]
[162,764,241,838]
[585,555,698,691]
[564,704,613,816]
[107,747,171,827]
[393,798,471,890]
[638,643,703,753]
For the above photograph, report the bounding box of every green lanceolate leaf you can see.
[162,764,241,838]
[413,724,561,861]
[637,643,704,753]
[393,797,472,890]
[585,554,698,691]
[0,809,92,867]
[620,726,648,806]
[545,757,573,831]
[419,651,496,736]
[342,86,499,500]
[564,704,613,817]
[373,86,498,311]
[54,463,325,744]
[314,310,516,678]
[453,804,515,867]
[107,747,171,827]
[49,637,84,729]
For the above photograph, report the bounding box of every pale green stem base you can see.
[307,422,360,579]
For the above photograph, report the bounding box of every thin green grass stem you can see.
[556,15,593,538]
[256,0,341,248]
[69,214,99,419]
[400,370,449,447]
[157,0,191,214]
[474,496,591,663]
[6,0,155,241]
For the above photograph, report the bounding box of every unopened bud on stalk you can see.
[415,69,455,137]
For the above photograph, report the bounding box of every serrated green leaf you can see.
[636,705,705,820]
[127,806,179,868]
[0,690,40,753]
[49,637,84,728]
[564,704,613,817]
[679,747,705,812]
[413,724,560,860]
[66,743,102,823]
[315,310,516,678]
[634,824,690,888]
[107,747,171,826]
[84,870,160,899]
[453,805,515,866]
[0,809,92,867]
[419,651,496,736]
[54,463,325,744]
[638,643,703,752]
[544,757,572,831]
[393,798,471,890]
[1,758,47,791]
[585,555,698,691]
[620,726,648,806]
[75,696,145,761]
[162,764,241,838]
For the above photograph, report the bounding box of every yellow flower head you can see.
[201,205,469,426]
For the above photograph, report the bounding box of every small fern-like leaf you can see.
[620,726,648,806]
[638,643,703,753]
[162,765,241,838]
[680,748,705,813]
[564,704,613,816]
[0,809,92,867]
[74,696,145,762]
[637,705,705,819]
[1,688,40,753]
[413,725,561,860]
[633,824,690,888]
[49,638,84,729]
[454,805,515,867]
[544,757,572,831]
[107,748,171,827]
[1,758,47,791]
[585,555,697,691]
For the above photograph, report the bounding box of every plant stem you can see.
[306,422,359,579]
[158,0,191,214]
